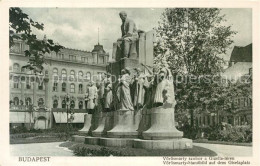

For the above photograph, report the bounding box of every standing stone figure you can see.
[117,11,138,59]
[154,67,176,107]
[104,74,113,112]
[85,81,98,114]
[116,68,134,111]
[132,68,146,109]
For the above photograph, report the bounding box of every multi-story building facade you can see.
[9,36,109,129]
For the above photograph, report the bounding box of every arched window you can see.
[70,70,75,77]
[70,100,75,109]
[70,83,75,93]
[79,84,83,93]
[53,99,58,108]
[86,72,91,81]
[13,63,20,72]
[62,100,66,108]
[79,101,83,109]
[38,82,44,90]
[21,67,25,73]
[53,82,58,92]
[61,69,67,78]
[25,97,32,106]
[38,98,44,107]
[13,97,19,105]
[62,82,66,92]
[78,71,83,78]
[53,68,58,76]
[13,76,19,88]
[26,77,31,89]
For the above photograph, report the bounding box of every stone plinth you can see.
[142,106,183,140]
[92,112,114,137]
[78,114,92,134]
[107,110,140,138]
[99,137,134,147]
[72,135,85,143]
[85,136,100,145]
[133,138,192,150]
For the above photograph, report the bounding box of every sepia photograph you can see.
[8,7,253,158]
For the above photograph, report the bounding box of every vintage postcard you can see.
[0,0,259,166]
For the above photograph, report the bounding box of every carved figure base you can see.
[91,112,114,137]
[106,109,140,138]
[78,114,92,134]
[142,106,183,140]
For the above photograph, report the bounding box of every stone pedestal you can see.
[142,106,183,140]
[78,114,92,134]
[133,106,192,150]
[107,110,140,138]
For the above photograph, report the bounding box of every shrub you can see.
[73,146,126,156]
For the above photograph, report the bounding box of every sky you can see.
[21,8,252,61]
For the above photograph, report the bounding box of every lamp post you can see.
[65,93,70,128]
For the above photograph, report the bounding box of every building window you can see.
[70,100,75,109]
[26,77,31,89]
[102,56,105,64]
[86,72,91,81]
[53,68,58,76]
[81,57,85,62]
[70,83,75,93]
[38,82,44,90]
[69,55,76,61]
[13,97,19,105]
[79,84,83,93]
[10,43,21,53]
[38,98,44,107]
[53,99,58,108]
[25,97,32,106]
[61,69,67,78]
[79,101,83,109]
[62,82,66,92]
[62,100,66,108]
[249,68,252,75]
[70,70,75,77]
[78,71,83,78]
[21,67,25,73]
[53,82,58,92]
[13,76,19,88]
[13,63,20,72]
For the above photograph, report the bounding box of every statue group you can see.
[79,11,192,150]
[85,11,176,114]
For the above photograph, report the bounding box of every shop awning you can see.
[53,112,86,123]
[10,112,33,123]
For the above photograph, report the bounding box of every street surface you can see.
[10,142,74,156]
[194,143,252,157]
[10,142,252,157]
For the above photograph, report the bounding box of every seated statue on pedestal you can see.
[117,11,139,60]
